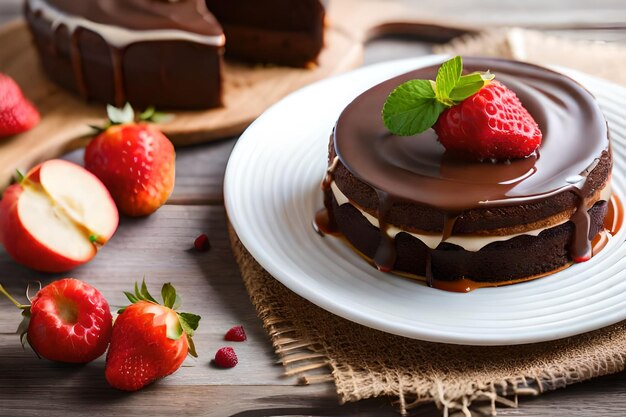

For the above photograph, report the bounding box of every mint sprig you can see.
[382,56,494,136]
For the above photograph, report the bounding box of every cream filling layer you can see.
[330,180,612,252]
[27,0,225,49]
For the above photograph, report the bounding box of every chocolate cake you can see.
[24,0,326,109]
[316,57,615,292]
[205,0,326,67]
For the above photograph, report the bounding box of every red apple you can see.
[0,159,118,272]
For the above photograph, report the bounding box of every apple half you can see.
[0,159,119,272]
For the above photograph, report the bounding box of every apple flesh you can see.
[0,160,119,272]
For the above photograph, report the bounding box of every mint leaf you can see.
[382,80,446,136]
[435,56,462,105]
[381,56,495,136]
[449,71,495,102]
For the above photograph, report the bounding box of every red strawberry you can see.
[434,80,542,160]
[224,325,247,342]
[194,234,211,252]
[0,278,112,363]
[214,347,238,368]
[105,280,200,391]
[84,104,175,217]
[0,73,40,137]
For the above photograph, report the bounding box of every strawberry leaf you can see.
[140,279,158,303]
[124,291,139,304]
[186,335,198,358]
[17,309,30,349]
[149,111,173,123]
[382,79,445,136]
[161,283,179,309]
[139,106,173,124]
[178,312,201,358]
[178,312,201,335]
[107,103,134,125]
[88,124,106,134]
[15,169,24,183]
[139,106,156,121]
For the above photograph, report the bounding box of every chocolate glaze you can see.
[46,0,221,36]
[319,58,611,282]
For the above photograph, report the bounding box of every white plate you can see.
[224,55,626,346]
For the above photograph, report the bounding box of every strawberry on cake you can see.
[316,56,614,292]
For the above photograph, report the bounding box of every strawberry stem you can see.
[0,284,29,309]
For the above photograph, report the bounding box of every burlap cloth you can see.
[228,29,626,416]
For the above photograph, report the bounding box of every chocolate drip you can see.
[68,28,87,98]
[424,251,433,287]
[110,47,126,107]
[373,191,396,272]
[314,157,339,236]
[324,57,611,284]
[441,213,458,242]
[571,194,592,261]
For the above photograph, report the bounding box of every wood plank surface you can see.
[2,1,626,416]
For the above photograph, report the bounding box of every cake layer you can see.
[25,0,224,109]
[328,191,609,283]
[330,179,612,251]
[330,144,611,234]
[205,0,326,66]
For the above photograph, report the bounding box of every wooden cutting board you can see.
[0,3,474,190]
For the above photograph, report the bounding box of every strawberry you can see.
[0,278,112,363]
[194,234,211,252]
[224,325,247,342]
[214,347,238,368]
[84,104,175,217]
[105,280,200,391]
[434,80,542,160]
[0,73,40,137]
[382,56,542,161]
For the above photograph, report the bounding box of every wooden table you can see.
[2,2,626,416]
